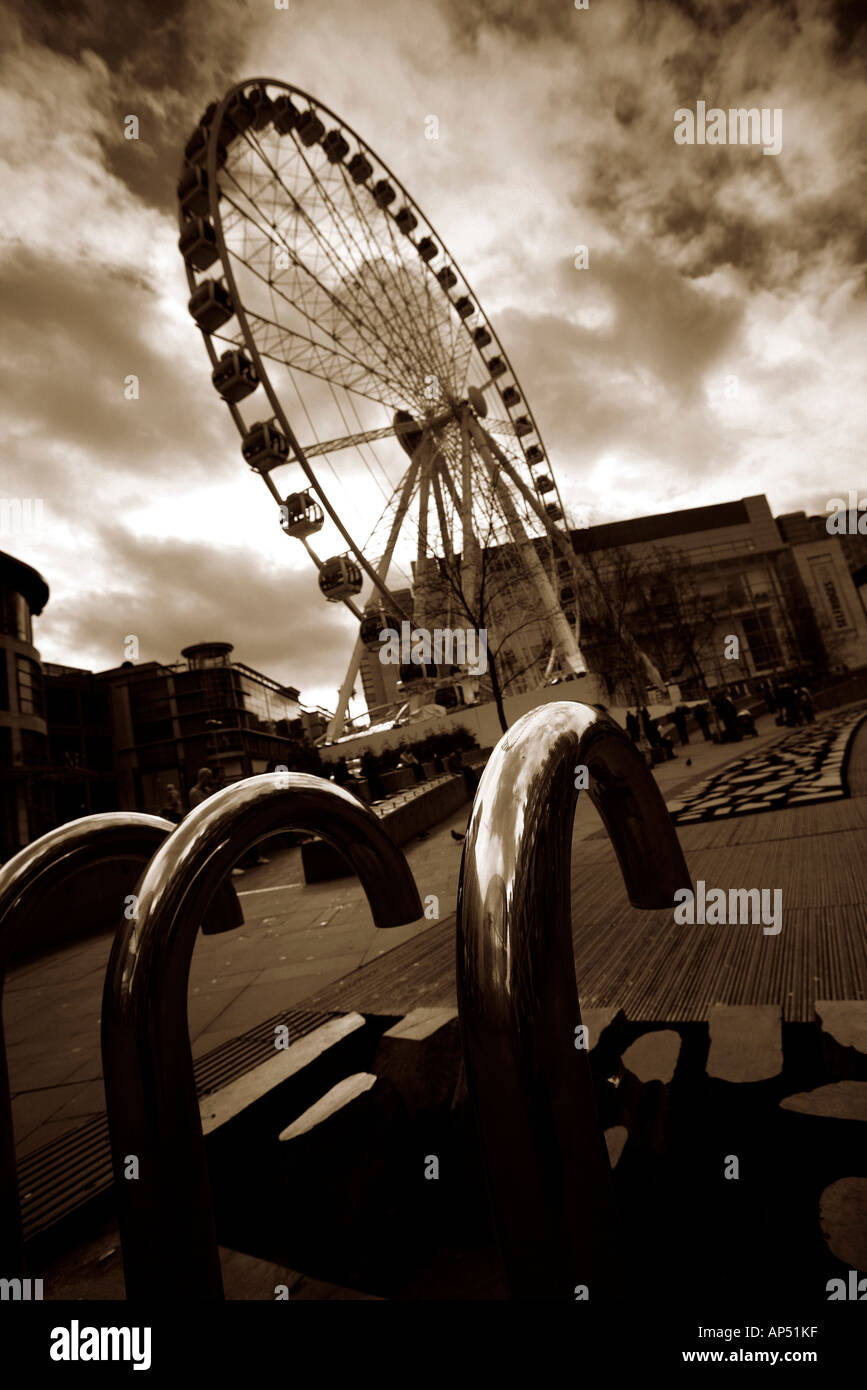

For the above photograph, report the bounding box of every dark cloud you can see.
[8,0,254,211]
[41,519,353,698]
[0,246,234,499]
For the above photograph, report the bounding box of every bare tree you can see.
[415,487,569,735]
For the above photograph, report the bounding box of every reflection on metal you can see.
[101,773,423,1301]
[0,812,243,1272]
[456,702,690,1301]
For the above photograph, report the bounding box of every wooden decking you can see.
[304,718,867,1023]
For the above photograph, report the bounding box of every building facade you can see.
[0,551,50,859]
[43,642,328,820]
[570,495,867,701]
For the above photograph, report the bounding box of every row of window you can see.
[0,653,45,717]
[0,589,33,644]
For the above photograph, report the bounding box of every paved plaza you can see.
[5,703,866,1169]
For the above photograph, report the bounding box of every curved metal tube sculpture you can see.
[0,812,241,1272]
[101,772,423,1300]
[456,702,690,1302]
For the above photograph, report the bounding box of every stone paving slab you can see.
[707,1005,782,1082]
[666,706,866,823]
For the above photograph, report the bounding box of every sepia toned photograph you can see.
[0,0,865,1368]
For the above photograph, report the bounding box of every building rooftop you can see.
[0,550,49,614]
[569,499,757,554]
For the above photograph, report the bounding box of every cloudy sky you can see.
[1,0,865,712]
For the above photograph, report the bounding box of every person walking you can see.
[188,767,215,810]
[332,756,351,787]
[693,703,711,740]
[361,747,385,802]
[673,705,689,745]
[640,706,662,750]
[625,710,641,743]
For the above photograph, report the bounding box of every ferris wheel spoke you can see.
[180,77,587,735]
[243,309,408,405]
[332,154,471,407]
[332,162,461,399]
[243,123,446,404]
[220,182,407,394]
[225,138,422,399]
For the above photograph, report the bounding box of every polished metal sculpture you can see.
[456,701,690,1301]
[0,812,240,1272]
[101,773,423,1300]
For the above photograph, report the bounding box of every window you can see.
[741,612,782,671]
[0,588,32,643]
[19,729,46,766]
[16,654,44,716]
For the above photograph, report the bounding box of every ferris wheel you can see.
[177,78,588,739]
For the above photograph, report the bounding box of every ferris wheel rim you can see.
[184,77,574,566]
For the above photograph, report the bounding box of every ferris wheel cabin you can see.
[211,349,259,403]
[178,217,218,272]
[188,279,234,333]
[318,555,363,601]
[360,605,401,647]
[280,491,324,538]
[242,421,290,471]
[177,164,212,219]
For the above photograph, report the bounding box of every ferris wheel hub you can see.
[467,385,488,418]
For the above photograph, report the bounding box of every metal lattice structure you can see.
[178,78,589,737]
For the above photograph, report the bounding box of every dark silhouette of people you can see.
[625,710,641,742]
[693,704,711,740]
[776,683,802,727]
[361,748,385,801]
[714,695,741,742]
[401,748,426,782]
[673,705,689,745]
[332,756,351,787]
[640,706,662,749]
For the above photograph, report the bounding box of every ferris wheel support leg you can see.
[467,414,586,677]
[458,412,481,615]
[326,630,366,742]
[324,452,422,741]
[471,417,588,649]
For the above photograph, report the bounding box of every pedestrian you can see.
[797,686,815,723]
[188,767,215,810]
[361,747,385,802]
[673,705,689,745]
[716,695,741,742]
[625,710,641,743]
[777,683,801,727]
[332,756,351,787]
[640,706,662,750]
[693,704,711,741]
[160,784,184,823]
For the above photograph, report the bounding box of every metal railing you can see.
[100,773,422,1299]
[456,701,690,1301]
[0,812,241,1273]
[1,709,688,1301]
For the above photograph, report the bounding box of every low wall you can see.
[320,678,676,764]
[813,671,867,711]
[301,774,469,884]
